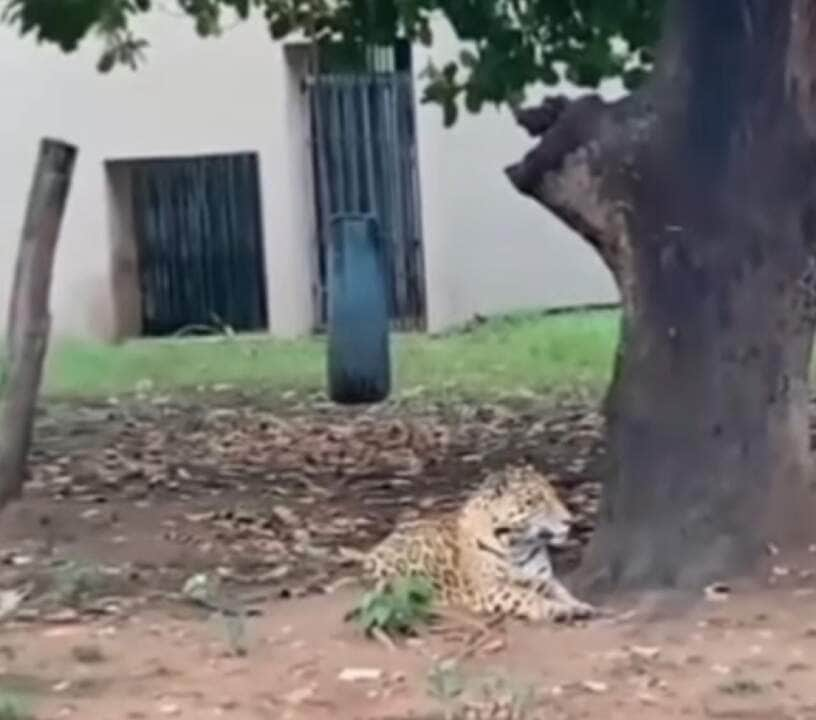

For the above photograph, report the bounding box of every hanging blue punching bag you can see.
[327,213,391,404]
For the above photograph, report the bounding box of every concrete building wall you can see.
[0,15,314,340]
[0,13,619,342]
[414,19,620,332]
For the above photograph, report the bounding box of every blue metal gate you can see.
[129,152,269,336]
[309,48,426,331]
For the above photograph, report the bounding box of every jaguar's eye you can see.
[493,527,511,537]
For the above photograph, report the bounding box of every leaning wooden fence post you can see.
[0,138,77,510]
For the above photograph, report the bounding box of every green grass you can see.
[41,309,621,400]
[0,688,33,720]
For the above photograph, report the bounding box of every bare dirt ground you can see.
[0,390,815,719]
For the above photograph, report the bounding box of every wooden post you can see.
[0,138,77,509]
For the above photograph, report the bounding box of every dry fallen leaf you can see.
[0,583,33,623]
[22,399,608,621]
[581,680,609,694]
[704,583,731,602]
[638,691,660,706]
[629,644,661,661]
[481,637,506,654]
[283,685,317,705]
[272,505,300,525]
[338,667,383,682]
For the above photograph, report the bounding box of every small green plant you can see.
[219,605,248,657]
[427,659,466,700]
[346,575,435,638]
[0,689,33,720]
[473,671,537,719]
[181,573,249,656]
[51,560,107,607]
[426,663,537,720]
[427,659,467,720]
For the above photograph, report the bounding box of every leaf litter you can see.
[2,393,816,718]
[3,393,605,620]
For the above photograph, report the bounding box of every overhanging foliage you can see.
[3,0,663,124]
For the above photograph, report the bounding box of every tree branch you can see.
[505,91,656,279]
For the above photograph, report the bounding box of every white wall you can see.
[0,14,314,340]
[0,12,620,342]
[414,19,620,332]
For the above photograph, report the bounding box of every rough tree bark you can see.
[0,138,77,510]
[507,0,816,592]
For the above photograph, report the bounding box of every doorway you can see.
[113,152,269,337]
[309,41,427,331]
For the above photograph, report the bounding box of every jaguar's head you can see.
[470,464,573,549]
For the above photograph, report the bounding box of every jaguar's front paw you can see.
[552,600,597,623]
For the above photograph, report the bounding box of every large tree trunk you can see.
[507,0,816,592]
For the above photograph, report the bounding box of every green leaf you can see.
[371,601,392,627]
[459,48,477,68]
[97,48,116,72]
[442,61,457,82]
[8,0,663,126]
[194,14,217,36]
[639,46,655,65]
[347,575,436,639]
[232,0,250,18]
[622,66,650,90]
[442,100,457,127]
[417,19,432,46]
[269,14,292,39]
[565,60,603,88]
